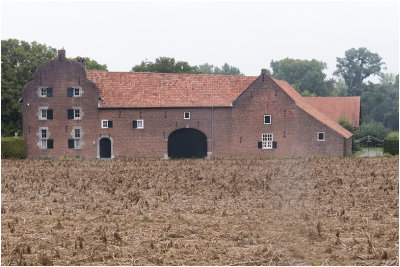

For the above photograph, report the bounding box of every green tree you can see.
[132,57,198,74]
[338,117,355,133]
[74,57,108,70]
[212,63,243,75]
[1,39,57,136]
[354,120,389,140]
[334,47,384,96]
[361,74,399,130]
[270,58,335,96]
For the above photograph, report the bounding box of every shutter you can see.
[67,109,74,119]
[68,139,75,148]
[108,120,113,128]
[47,109,53,120]
[272,141,277,149]
[46,87,53,97]
[133,120,138,129]
[47,139,54,149]
[258,141,262,149]
[67,88,73,97]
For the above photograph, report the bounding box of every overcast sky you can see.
[1,1,399,78]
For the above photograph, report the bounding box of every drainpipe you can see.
[211,106,214,159]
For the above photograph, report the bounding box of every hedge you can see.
[384,138,399,155]
[1,137,26,159]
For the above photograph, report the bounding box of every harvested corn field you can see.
[1,157,399,265]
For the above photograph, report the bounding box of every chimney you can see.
[76,57,87,69]
[261,68,267,75]
[58,49,66,61]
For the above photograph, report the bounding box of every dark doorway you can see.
[168,128,207,158]
[99,138,112,158]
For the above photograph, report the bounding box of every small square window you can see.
[74,129,81,138]
[41,88,47,97]
[102,120,109,128]
[41,129,47,139]
[137,120,144,129]
[184,112,190,120]
[318,132,325,141]
[74,109,80,119]
[264,115,271,124]
[74,88,80,96]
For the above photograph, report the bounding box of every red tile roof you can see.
[304,97,360,127]
[86,71,353,138]
[271,78,353,138]
[86,71,257,107]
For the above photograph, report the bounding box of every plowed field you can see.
[1,157,398,265]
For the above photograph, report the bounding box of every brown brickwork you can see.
[22,50,354,159]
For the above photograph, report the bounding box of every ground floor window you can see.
[262,133,273,149]
[38,127,53,149]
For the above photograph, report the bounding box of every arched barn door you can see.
[168,128,207,158]
[99,138,112,158]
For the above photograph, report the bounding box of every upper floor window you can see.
[101,120,113,128]
[38,87,52,97]
[39,108,53,120]
[133,119,144,129]
[318,132,325,141]
[184,112,190,120]
[67,87,83,97]
[264,115,271,124]
[67,108,82,120]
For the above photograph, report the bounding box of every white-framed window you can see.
[74,109,81,120]
[74,87,81,97]
[137,119,144,129]
[40,128,48,149]
[70,127,83,149]
[262,133,273,149]
[38,87,52,97]
[184,112,190,120]
[101,120,113,128]
[318,132,325,141]
[40,109,47,120]
[264,115,271,124]
[74,128,81,139]
[40,87,47,97]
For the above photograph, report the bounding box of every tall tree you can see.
[334,47,384,96]
[361,74,399,130]
[1,39,57,136]
[270,58,335,96]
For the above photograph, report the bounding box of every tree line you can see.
[1,38,398,137]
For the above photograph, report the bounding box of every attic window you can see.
[318,132,325,141]
[264,115,271,124]
[184,112,190,120]
[101,120,113,128]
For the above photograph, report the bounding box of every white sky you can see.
[1,0,399,78]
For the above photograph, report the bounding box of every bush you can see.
[384,138,399,155]
[1,137,26,159]
[387,132,399,139]
[354,120,389,140]
[352,139,361,152]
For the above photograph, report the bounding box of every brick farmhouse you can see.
[21,50,360,159]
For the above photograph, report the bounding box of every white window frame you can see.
[40,87,47,97]
[137,119,144,129]
[184,112,190,120]
[262,133,273,149]
[264,115,271,124]
[101,120,109,128]
[74,109,81,120]
[318,132,325,141]
[39,108,48,120]
[40,128,48,149]
[74,128,81,139]
[73,87,81,97]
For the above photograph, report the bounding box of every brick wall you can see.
[22,52,351,159]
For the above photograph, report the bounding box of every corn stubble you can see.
[1,157,398,265]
